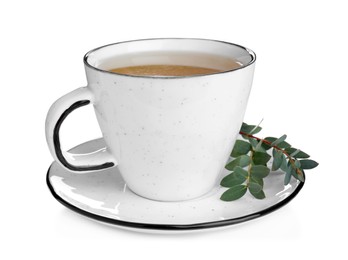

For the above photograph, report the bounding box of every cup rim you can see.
[83,38,256,79]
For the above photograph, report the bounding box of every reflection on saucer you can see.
[47,138,304,233]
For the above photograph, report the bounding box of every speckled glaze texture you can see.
[46,39,256,201]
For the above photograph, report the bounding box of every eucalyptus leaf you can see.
[220,185,247,201]
[285,147,310,158]
[299,159,319,169]
[284,167,293,185]
[290,149,301,157]
[231,140,251,157]
[271,134,287,146]
[248,182,262,193]
[253,151,271,165]
[241,134,249,140]
[225,157,240,171]
[277,141,291,149]
[240,123,262,135]
[255,140,267,153]
[250,125,262,135]
[225,155,250,170]
[280,157,288,172]
[295,168,305,182]
[291,169,300,180]
[294,159,301,168]
[240,122,250,133]
[262,136,277,150]
[249,188,266,200]
[262,137,291,150]
[234,166,249,179]
[225,158,239,171]
[272,149,284,171]
[220,171,247,187]
[220,121,318,202]
[294,152,310,159]
[261,137,275,150]
[248,137,259,148]
[250,165,270,178]
[250,176,264,188]
[239,155,251,167]
[289,161,304,181]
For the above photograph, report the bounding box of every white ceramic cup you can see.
[45,38,256,201]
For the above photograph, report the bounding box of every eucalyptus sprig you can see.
[220,122,318,201]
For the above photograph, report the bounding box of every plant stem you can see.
[239,131,303,178]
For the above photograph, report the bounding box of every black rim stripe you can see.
[53,100,115,171]
[46,166,305,231]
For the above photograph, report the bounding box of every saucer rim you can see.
[46,165,305,231]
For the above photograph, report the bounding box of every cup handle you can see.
[45,87,116,171]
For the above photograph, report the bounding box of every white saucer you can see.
[47,138,304,233]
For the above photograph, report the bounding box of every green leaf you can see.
[290,149,301,157]
[248,137,259,148]
[287,160,305,182]
[250,165,270,178]
[240,122,250,133]
[240,123,262,135]
[250,176,264,188]
[271,134,287,146]
[272,149,284,171]
[220,185,247,201]
[220,171,247,187]
[291,169,300,180]
[299,159,319,169]
[294,152,310,159]
[295,168,305,182]
[239,155,251,167]
[280,157,288,172]
[285,147,310,158]
[222,165,248,188]
[284,167,293,185]
[248,182,262,193]
[253,151,271,165]
[255,140,267,153]
[277,142,291,149]
[262,137,291,150]
[261,137,275,150]
[249,188,266,200]
[294,159,301,168]
[225,158,239,171]
[225,155,250,170]
[234,166,249,178]
[231,140,251,157]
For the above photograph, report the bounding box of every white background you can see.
[1,0,347,259]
